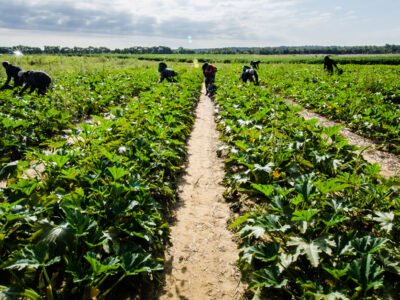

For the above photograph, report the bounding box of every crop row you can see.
[0,69,156,165]
[0,69,202,298]
[258,64,400,154]
[214,68,400,299]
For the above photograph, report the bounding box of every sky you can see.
[0,0,399,49]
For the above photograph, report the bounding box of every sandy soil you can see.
[284,98,400,178]
[158,85,245,300]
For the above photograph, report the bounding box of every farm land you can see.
[0,54,400,299]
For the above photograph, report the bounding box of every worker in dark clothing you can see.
[158,62,178,83]
[0,61,23,90]
[250,60,260,69]
[240,66,259,85]
[18,70,52,95]
[202,62,218,96]
[324,56,339,74]
[202,62,217,86]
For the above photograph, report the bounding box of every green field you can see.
[214,66,400,299]
[258,63,400,153]
[2,54,400,76]
[1,55,400,299]
[131,53,400,65]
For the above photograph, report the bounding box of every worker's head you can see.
[202,62,209,71]
[158,62,167,72]
[2,61,10,69]
[18,70,27,82]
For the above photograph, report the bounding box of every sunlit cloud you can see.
[0,0,398,48]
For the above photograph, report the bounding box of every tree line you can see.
[200,45,400,55]
[0,45,174,55]
[0,44,399,55]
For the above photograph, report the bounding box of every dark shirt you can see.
[19,71,52,95]
[324,57,337,71]
[5,64,22,87]
[241,67,259,84]
[203,64,217,77]
[159,68,178,82]
[26,71,52,88]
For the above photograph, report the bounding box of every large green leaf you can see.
[372,212,395,233]
[4,242,60,270]
[315,178,352,194]
[291,209,319,222]
[377,249,400,276]
[323,264,349,280]
[322,124,342,138]
[0,286,42,300]
[251,183,274,198]
[351,236,388,255]
[287,236,335,268]
[238,225,265,240]
[84,252,120,280]
[313,291,349,300]
[295,175,318,202]
[348,254,384,292]
[288,237,321,268]
[251,266,288,289]
[107,166,130,181]
[60,205,96,237]
[31,220,72,246]
[10,179,38,196]
[120,252,163,276]
[253,163,274,173]
[253,242,280,262]
[48,154,70,168]
[322,214,349,229]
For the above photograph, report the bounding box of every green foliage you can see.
[260,63,400,154]
[0,66,203,298]
[214,66,400,298]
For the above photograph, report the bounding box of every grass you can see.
[2,53,400,81]
[123,53,400,65]
[0,55,161,76]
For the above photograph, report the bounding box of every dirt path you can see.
[158,85,245,300]
[284,97,400,178]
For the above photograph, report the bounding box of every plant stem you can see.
[100,274,126,298]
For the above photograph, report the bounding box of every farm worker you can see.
[323,56,339,74]
[18,70,52,95]
[202,62,218,87]
[0,61,23,90]
[158,62,178,83]
[240,66,259,85]
[250,60,260,69]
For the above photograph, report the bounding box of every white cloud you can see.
[0,0,398,48]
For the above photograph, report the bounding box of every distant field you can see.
[125,53,400,65]
[0,54,160,75]
[1,54,400,77]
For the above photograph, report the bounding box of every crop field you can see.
[257,64,400,154]
[214,64,400,299]
[0,58,202,298]
[131,53,400,65]
[0,55,400,299]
